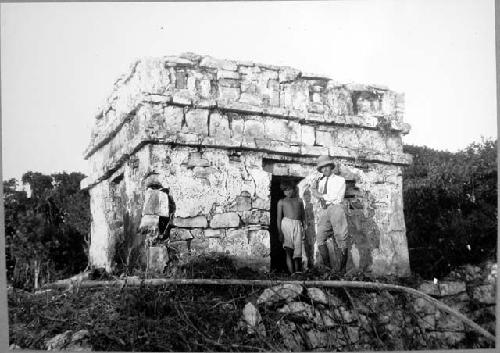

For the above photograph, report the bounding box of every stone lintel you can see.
[81,139,412,191]
[301,72,331,81]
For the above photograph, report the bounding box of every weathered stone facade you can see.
[82,53,412,276]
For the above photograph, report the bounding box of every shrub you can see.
[403,139,497,278]
[4,172,89,289]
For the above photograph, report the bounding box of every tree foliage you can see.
[4,171,90,289]
[403,139,497,278]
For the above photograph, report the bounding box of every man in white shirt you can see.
[311,155,350,273]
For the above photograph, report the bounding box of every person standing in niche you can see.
[139,183,174,240]
[311,156,350,274]
[277,181,306,275]
[158,187,175,238]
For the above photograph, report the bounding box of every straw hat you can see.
[316,155,336,171]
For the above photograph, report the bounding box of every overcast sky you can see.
[1,0,497,181]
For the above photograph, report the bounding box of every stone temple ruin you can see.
[82,53,413,276]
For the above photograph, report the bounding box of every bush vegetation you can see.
[403,139,497,278]
[4,172,89,290]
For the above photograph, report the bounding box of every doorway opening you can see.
[269,175,304,273]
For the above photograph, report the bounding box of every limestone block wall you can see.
[88,145,272,272]
[83,53,412,276]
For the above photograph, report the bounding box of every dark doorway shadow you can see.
[270,175,304,273]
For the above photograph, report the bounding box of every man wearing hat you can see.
[311,155,350,274]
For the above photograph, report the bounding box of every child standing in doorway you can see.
[277,181,306,274]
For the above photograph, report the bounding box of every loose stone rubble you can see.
[82,53,412,275]
[257,283,303,305]
[237,271,496,351]
[45,330,91,351]
[240,302,267,336]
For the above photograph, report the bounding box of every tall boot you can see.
[338,248,349,275]
[318,244,330,268]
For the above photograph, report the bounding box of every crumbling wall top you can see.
[85,53,409,159]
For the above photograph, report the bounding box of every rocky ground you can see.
[8,254,496,351]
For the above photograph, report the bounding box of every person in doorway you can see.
[158,187,175,238]
[310,155,350,274]
[139,183,173,239]
[277,181,306,274]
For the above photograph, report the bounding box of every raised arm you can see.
[310,177,324,200]
[310,177,328,209]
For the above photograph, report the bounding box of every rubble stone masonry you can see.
[82,53,412,276]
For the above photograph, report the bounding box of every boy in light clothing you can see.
[277,181,306,274]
